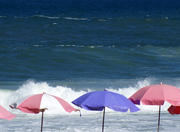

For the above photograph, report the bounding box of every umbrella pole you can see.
[157,105,161,132]
[41,111,44,132]
[102,108,105,132]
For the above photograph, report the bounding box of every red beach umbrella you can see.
[0,105,15,120]
[129,83,180,132]
[168,105,180,114]
[16,92,78,132]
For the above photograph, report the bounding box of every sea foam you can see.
[0,79,173,115]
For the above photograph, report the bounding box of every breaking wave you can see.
[0,79,176,115]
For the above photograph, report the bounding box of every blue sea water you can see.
[1,1,180,131]
[1,15,180,81]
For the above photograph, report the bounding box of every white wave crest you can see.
[32,15,60,19]
[0,79,174,115]
[63,17,88,21]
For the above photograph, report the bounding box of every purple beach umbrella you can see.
[72,90,140,132]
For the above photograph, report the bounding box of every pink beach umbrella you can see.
[16,92,78,132]
[129,83,180,132]
[0,105,15,120]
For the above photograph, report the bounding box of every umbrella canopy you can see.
[73,90,139,112]
[17,92,78,132]
[0,105,15,120]
[72,90,140,132]
[168,105,180,114]
[129,83,180,106]
[129,83,180,132]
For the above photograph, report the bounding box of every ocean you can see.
[1,0,180,131]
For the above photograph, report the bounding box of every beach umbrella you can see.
[72,90,140,132]
[0,105,15,120]
[129,83,180,132]
[168,105,180,114]
[16,92,78,132]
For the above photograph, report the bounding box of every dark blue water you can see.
[1,0,180,84]
[0,0,180,16]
